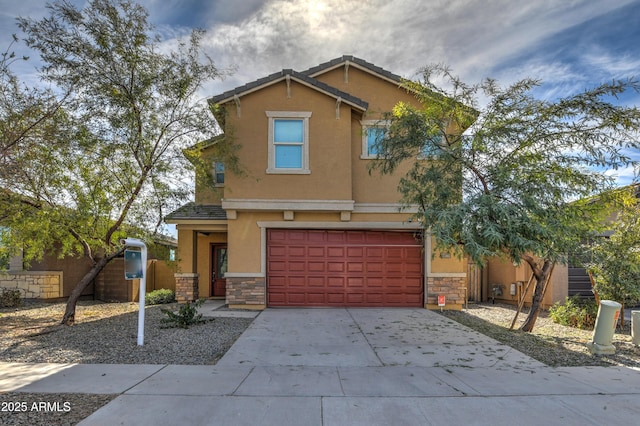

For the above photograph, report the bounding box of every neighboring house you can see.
[165,56,469,310]
[1,237,177,302]
[484,185,640,308]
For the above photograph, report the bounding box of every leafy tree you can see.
[1,0,226,325]
[1,34,67,184]
[371,64,640,331]
[587,187,640,322]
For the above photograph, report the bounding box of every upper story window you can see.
[213,161,225,186]
[419,133,445,158]
[361,120,389,159]
[266,111,312,174]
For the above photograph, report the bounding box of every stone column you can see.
[175,273,199,302]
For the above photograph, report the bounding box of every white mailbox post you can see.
[121,238,147,346]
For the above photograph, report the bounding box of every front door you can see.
[211,244,228,297]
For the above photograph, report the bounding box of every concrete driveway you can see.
[216,308,543,369]
[72,307,640,425]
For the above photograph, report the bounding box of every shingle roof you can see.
[208,68,368,111]
[302,55,403,84]
[165,203,227,221]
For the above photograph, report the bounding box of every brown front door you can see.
[211,244,228,297]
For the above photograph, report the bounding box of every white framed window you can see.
[266,111,312,174]
[361,120,390,159]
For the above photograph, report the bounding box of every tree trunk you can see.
[520,259,554,332]
[61,256,110,325]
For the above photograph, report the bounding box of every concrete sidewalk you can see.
[3,308,640,425]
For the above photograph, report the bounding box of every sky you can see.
[2,0,640,185]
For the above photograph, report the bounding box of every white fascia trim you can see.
[353,203,419,214]
[222,199,355,212]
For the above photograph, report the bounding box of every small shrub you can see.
[145,289,176,305]
[160,299,207,328]
[0,288,22,308]
[549,296,598,329]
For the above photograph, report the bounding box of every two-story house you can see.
[165,56,467,310]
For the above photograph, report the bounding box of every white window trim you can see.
[360,119,390,159]
[266,111,312,174]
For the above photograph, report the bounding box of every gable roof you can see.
[302,55,403,85]
[208,68,368,111]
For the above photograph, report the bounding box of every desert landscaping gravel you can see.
[1,300,639,425]
[440,302,640,368]
[1,300,253,425]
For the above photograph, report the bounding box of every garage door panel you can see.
[365,247,383,258]
[327,277,345,288]
[328,247,345,257]
[347,277,364,288]
[366,277,383,288]
[347,246,364,257]
[406,264,423,274]
[287,231,307,241]
[327,293,345,303]
[346,293,364,303]
[328,262,345,273]
[287,293,307,304]
[268,292,286,304]
[307,293,327,304]
[267,229,423,307]
[327,231,346,243]
[347,262,364,273]
[366,262,384,273]
[287,246,306,257]
[308,247,325,257]
[365,293,384,303]
[307,276,325,287]
[287,276,307,287]
[307,230,327,242]
[308,261,326,272]
[268,261,287,272]
[288,262,306,272]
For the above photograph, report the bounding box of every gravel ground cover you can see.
[0,300,253,425]
[440,302,640,368]
[2,300,639,425]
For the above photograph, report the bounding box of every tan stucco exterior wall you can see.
[430,246,466,274]
[222,81,355,202]
[227,212,279,274]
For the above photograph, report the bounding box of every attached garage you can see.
[267,229,424,307]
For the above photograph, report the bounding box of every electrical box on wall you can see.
[510,283,517,296]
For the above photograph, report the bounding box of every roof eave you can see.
[208,71,368,112]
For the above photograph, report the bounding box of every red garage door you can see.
[267,229,423,307]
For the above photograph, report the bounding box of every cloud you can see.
[195,0,637,98]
